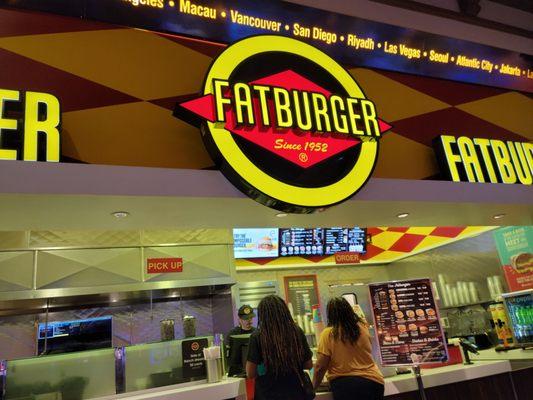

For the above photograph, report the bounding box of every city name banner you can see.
[2,0,531,92]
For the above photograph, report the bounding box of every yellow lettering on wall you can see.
[311,93,331,132]
[523,142,533,177]
[473,138,498,183]
[360,100,380,137]
[329,95,349,134]
[346,98,364,136]
[490,139,517,184]
[252,85,271,126]
[292,90,313,131]
[233,83,254,125]
[0,88,20,160]
[457,136,485,182]
[213,80,231,122]
[508,141,532,185]
[273,88,293,128]
[23,91,60,162]
[439,135,462,182]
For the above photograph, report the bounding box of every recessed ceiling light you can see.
[397,213,409,218]
[276,213,288,217]
[493,213,506,219]
[112,211,130,218]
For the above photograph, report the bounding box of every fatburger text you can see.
[213,80,381,137]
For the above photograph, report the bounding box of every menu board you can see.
[280,228,323,257]
[369,279,448,366]
[233,228,279,259]
[325,227,366,255]
[284,275,320,316]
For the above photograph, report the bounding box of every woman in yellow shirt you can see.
[312,297,384,400]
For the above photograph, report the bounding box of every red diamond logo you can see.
[179,70,391,168]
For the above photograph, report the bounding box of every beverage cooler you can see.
[502,289,533,348]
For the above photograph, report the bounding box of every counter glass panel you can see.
[124,336,213,392]
[5,348,116,400]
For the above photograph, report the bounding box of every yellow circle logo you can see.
[176,35,390,213]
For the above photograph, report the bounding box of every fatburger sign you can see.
[175,35,391,213]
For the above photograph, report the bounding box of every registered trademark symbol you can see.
[299,153,309,163]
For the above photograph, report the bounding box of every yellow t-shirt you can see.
[318,323,384,385]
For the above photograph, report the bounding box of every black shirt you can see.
[226,326,256,376]
[247,327,313,400]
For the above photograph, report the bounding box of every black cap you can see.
[238,304,255,320]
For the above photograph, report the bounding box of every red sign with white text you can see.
[147,258,183,274]
[335,252,361,264]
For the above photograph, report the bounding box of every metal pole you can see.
[41,299,50,356]
[412,365,427,400]
[114,347,125,394]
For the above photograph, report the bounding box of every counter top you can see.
[91,360,513,400]
[93,378,246,400]
[471,348,533,361]
[316,360,511,398]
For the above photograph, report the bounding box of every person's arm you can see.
[298,326,314,371]
[246,361,257,378]
[314,328,332,390]
[312,353,330,390]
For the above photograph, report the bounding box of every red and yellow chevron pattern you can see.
[235,226,495,268]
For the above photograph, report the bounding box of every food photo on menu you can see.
[233,228,279,258]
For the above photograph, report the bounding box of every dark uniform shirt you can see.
[226,326,256,376]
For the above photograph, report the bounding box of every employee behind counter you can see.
[226,304,257,376]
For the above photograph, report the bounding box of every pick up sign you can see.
[147,258,183,274]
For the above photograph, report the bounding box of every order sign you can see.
[175,35,391,213]
[369,279,448,366]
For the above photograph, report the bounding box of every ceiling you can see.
[0,160,531,231]
[0,193,530,231]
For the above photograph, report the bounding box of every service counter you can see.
[471,348,533,362]
[3,343,532,400]
[95,359,527,400]
[471,348,533,373]
[85,359,529,400]
[314,360,512,399]
[94,378,246,400]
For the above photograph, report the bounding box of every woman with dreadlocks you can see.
[246,295,313,400]
[312,297,384,400]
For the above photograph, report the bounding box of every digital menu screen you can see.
[233,228,279,259]
[37,316,112,355]
[279,228,323,257]
[325,227,366,255]
[369,279,448,366]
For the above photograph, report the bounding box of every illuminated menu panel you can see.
[5,0,532,92]
[369,279,448,366]
[279,228,323,257]
[325,227,366,255]
[233,228,279,259]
